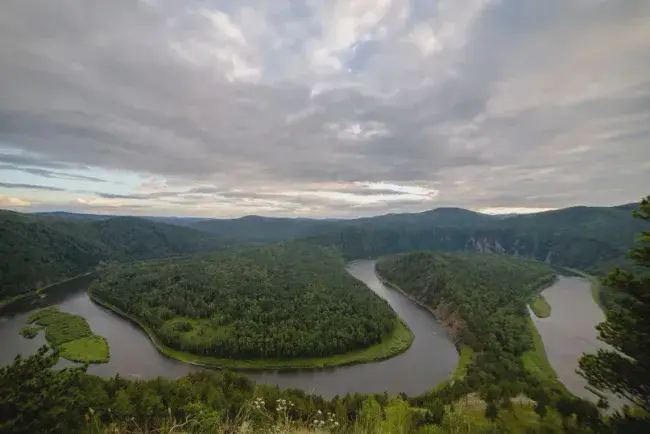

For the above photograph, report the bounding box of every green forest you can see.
[0,200,648,432]
[193,204,643,275]
[1,203,641,307]
[0,211,224,302]
[90,244,401,361]
[0,347,628,434]
[376,252,561,401]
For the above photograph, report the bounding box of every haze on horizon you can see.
[0,0,649,218]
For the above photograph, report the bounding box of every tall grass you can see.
[27,307,109,363]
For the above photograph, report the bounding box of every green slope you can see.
[0,210,223,301]
[305,204,643,274]
[376,252,563,396]
[90,243,410,367]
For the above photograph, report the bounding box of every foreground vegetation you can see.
[3,347,639,434]
[91,244,407,367]
[27,307,109,363]
[579,196,650,414]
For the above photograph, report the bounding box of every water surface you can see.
[1,260,458,397]
[530,276,624,407]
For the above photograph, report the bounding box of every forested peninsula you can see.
[376,252,562,401]
[90,243,412,369]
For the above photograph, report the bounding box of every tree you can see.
[0,347,87,433]
[579,196,650,413]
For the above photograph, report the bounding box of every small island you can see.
[530,294,552,318]
[90,244,413,369]
[26,307,109,363]
[19,325,42,339]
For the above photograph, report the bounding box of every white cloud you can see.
[0,196,31,207]
[479,207,557,215]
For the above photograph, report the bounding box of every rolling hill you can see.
[0,211,223,300]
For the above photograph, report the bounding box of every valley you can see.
[0,260,457,397]
[1,199,648,433]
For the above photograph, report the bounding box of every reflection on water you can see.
[1,261,458,397]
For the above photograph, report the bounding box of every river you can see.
[0,260,458,398]
[530,276,625,407]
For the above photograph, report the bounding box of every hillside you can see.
[0,211,223,301]
[90,243,409,366]
[191,215,339,243]
[376,252,559,397]
[30,204,642,274]
[305,204,643,274]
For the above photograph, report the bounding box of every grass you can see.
[530,295,551,318]
[61,336,110,363]
[19,325,42,339]
[522,317,567,394]
[451,346,474,381]
[90,292,414,370]
[27,306,109,363]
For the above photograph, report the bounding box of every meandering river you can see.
[530,276,625,407]
[0,260,458,398]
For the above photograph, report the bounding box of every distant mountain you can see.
[350,207,498,229]
[189,207,498,243]
[34,211,207,227]
[191,215,340,243]
[34,211,113,221]
[0,211,223,300]
[304,204,643,274]
[4,202,641,300]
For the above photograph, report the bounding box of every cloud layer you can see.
[1,0,649,217]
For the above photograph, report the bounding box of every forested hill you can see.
[0,211,223,301]
[376,252,559,399]
[90,243,399,361]
[303,204,644,274]
[188,204,641,273]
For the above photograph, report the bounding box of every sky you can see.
[1,0,649,218]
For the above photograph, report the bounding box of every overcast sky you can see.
[1,0,649,218]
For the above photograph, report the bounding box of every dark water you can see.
[0,260,458,397]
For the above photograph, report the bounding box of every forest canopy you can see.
[90,243,398,359]
[376,252,559,400]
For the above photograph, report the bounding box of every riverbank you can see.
[374,271,472,381]
[376,263,567,394]
[0,270,102,310]
[375,272,464,344]
[89,291,414,371]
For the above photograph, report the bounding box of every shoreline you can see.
[88,290,414,371]
[374,263,564,391]
[373,266,473,382]
[0,270,103,310]
[374,269,460,342]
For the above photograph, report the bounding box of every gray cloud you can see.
[0,182,67,192]
[0,163,107,183]
[0,0,649,216]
